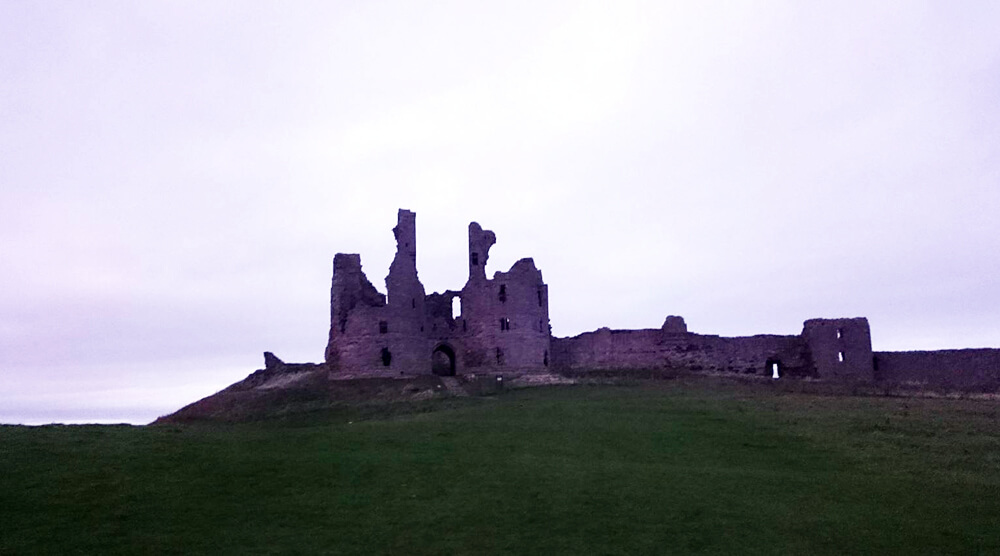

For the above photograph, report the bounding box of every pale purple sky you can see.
[2,2,999,424]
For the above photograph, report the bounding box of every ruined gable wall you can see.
[873,349,1000,390]
[551,323,810,377]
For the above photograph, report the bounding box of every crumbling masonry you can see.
[324,210,549,377]
[303,209,999,390]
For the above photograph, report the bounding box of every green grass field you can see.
[2,380,999,555]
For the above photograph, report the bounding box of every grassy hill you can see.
[2,379,999,554]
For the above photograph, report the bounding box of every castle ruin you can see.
[281,209,999,390]
[324,210,549,377]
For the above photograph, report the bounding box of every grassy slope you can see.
[2,380,998,555]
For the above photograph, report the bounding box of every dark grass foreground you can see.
[2,380,999,555]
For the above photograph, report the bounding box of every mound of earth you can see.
[152,361,453,424]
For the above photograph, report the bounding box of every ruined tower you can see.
[802,318,874,381]
[460,222,551,371]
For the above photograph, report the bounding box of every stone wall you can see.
[551,317,812,378]
[874,349,1000,390]
[550,315,1000,389]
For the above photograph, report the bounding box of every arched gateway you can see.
[431,344,456,376]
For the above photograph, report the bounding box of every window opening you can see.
[499,317,510,331]
[838,351,845,363]
[412,298,416,309]
[495,347,504,366]
[543,350,549,367]
[379,321,388,334]
[451,297,461,320]
[537,289,543,307]
[471,252,479,266]
[771,362,780,379]
[836,328,843,339]
[381,348,392,367]
[498,284,507,303]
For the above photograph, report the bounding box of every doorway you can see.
[432,344,456,376]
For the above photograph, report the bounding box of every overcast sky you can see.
[3,1,999,424]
